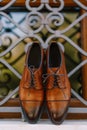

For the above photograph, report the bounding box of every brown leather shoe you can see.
[44,42,71,125]
[19,42,44,123]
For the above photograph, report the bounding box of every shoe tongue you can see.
[49,67,59,73]
[29,65,37,73]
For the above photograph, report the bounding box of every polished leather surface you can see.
[19,43,44,123]
[46,43,71,124]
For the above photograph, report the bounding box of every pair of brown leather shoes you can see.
[19,42,71,124]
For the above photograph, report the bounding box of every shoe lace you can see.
[43,71,64,87]
[29,65,36,88]
[42,71,67,98]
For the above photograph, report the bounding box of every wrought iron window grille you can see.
[0,0,87,120]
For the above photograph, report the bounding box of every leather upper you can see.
[46,42,71,101]
[19,43,44,123]
[46,42,71,124]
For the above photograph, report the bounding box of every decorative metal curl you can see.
[26,12,44,33]
[2,36,13,47]
[25,0,44,11]
[45,0,64,12]
[46,12,64,33]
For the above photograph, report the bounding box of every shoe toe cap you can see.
[21,101,43,123]
[47,101,69,124]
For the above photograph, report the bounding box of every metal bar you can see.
[68,108,87,113]
[0,107,21,113]
[0,87,19,106]
[0,107,87,114]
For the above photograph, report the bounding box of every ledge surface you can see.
[0,119,87,130]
